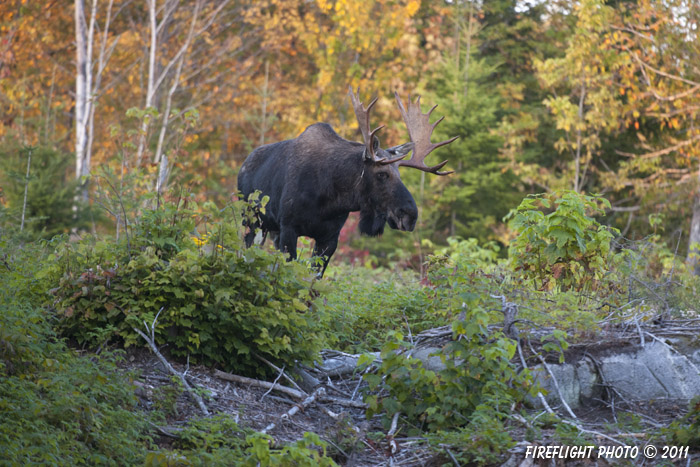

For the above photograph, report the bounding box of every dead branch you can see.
[147,420,182,439]
[530,346,578,420]
[255,353,305,394]
[261,363,286,401]
[262,387,326,434]
[492,294,520,338]
[132,307,209,416]
[213,369,306,400]
[213,368,367,409]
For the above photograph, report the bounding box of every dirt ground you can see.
[121,345,698,467]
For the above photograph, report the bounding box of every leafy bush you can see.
[322,237,506,354]
[506,190,618,291]
[363,323,533,432]
[48,197,330,376]
[0,236,151,465]
[665,397,700,448]
[357,247,537,462]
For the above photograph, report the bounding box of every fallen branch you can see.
[262,387,326,434]
[214,369,306,400]
[133,308,209,416]
[255,353,305,394]
[261,363,286,401]
[323,395,368,409]
[147,420,182,439]
[213,369,368,408]
[387,412,401,457]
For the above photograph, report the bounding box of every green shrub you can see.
[145,417,337,467]
[322,265,437,353]
[363,323,533,433]
[0,236,151,465]
[49,197,330,376]
[505,190,618,292]
[665,397,700,448]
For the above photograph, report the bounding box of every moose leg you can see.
[245,228,268,247]
[313,237,338,277]
[278,227,298,260]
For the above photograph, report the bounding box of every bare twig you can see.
[262,387,326,434]
[132,307,209,416]
[261,364,286,401]
[255,353,305,394]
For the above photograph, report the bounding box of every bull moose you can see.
[237,88,457,276]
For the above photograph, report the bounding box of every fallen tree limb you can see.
[213,369,368,409]
[323,395,368,409]
[214,369,306,400]
[147,420,182,439]
[262,387,326,434]
[133,308,209,416]
[254,353,305,394]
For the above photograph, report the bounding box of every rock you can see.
[576,358,600,403]
[530,361,594,409]
[599,341,700,401]
[410,347,446,372]
[532,341,700,410]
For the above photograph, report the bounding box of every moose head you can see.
[348,87,457,238]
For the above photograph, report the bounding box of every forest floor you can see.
[121,341,699,467]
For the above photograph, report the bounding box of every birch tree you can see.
[74,0,92,197]
[74,0,120,201]
[134,0,237,195]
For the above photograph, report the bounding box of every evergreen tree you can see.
[0,146,92,238]
[423,12,521,246]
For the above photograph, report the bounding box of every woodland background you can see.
[2,0,700,267]
[2,1,700,465]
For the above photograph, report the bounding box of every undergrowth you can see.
[2,188,699,465]
[47,197,331,377]
[0,236,151,465]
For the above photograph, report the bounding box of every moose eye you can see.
[376,172,389,182]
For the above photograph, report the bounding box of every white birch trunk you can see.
[75,0,98,202]
[136,0,159,166]
[154,0,202,195]
[74,0,89,183]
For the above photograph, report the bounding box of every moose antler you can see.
[395,92,458,175]
[349,87,408,164]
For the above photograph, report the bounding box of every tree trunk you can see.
[153,0,202,195]
[74,0,89,189]
[688,174,700,275]
[136,0,159,166]
[75,0,99,202]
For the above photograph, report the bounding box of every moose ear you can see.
[386,142,414,157]
[372,135,380,151]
